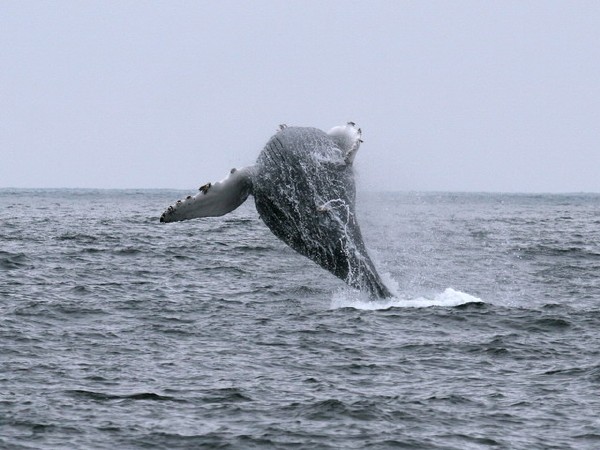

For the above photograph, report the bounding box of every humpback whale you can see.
[160,123,392,298]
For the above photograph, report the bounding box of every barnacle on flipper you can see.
[199,183,212,194]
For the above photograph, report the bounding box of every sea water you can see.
[1,189,599,449]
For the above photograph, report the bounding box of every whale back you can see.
[253,127,391,298]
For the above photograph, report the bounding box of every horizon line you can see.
[1,187,598,196]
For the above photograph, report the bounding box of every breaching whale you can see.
[160,123,392,298]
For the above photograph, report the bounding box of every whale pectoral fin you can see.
[160,166,256,223]
[327,122,363,165]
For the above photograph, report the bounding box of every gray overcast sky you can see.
[1,1,599,192]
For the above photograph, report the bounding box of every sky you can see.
[1,1,599,192]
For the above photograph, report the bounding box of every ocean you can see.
[1,189,599,449]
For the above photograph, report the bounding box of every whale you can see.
[160,123,392,298]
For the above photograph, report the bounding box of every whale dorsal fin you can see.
[327,122,362,165]
[160,166,256,222]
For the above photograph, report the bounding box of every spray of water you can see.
[330,273,483,310]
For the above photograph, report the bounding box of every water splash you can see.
[330,287,483,310]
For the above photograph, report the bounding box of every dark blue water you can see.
[2,189,600,449]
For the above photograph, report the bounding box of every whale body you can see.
[160,123,392,298]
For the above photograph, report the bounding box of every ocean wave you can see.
[66,389,184,402]
[0,251,28,270]
[330,287,483,310]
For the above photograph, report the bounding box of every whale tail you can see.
[160,166,256,223]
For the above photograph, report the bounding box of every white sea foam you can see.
[330,287,483,310]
